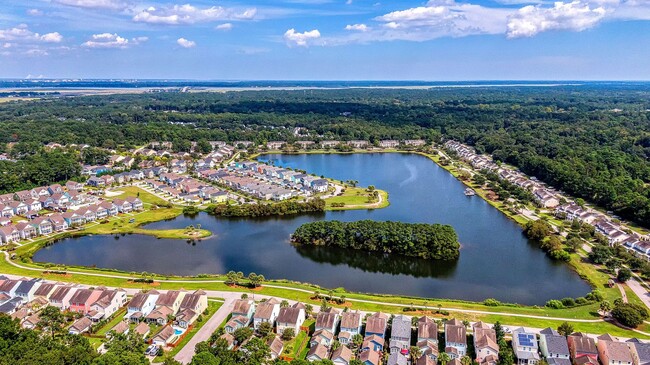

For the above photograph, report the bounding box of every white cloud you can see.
[52,0,130,11]
[27,9,43,16]
[0,25,64,44]
[25,49,49,56]
[345,23,369,31]
[82,32,144,48]
[133,4,257,25]
[283,28,321,47]
[177,37,196,48]
[40,32,63,43]
[506,1,609,37]
[216,23,233,31]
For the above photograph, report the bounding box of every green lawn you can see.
[283,330,309,359]
[325,186,389,210]
[96,308,127,336]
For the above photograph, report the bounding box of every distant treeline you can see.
[209,198,325,217]
[0,87,648,227]
[291,220,460,260]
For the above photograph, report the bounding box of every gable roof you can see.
[341,310,362,329]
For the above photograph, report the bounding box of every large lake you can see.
[33,153,591,304]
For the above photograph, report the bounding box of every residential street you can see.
[174,298,235,364]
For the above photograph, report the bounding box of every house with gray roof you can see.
[539,328,570,361]
[389,315,412,355]
[627,339,650,365]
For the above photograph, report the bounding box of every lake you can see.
[33,153,591,304]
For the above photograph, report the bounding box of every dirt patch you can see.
[43,273,73,278]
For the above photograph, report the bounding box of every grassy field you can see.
[325,186,389,210]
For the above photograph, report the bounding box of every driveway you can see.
[174,298,235,364]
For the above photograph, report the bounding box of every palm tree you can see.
[461,355,472,365]
[599,300,612,316]
[438,352,451,365]
[410,346,422,363]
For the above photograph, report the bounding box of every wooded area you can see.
[291,220,460,260]
[0,86,647,226]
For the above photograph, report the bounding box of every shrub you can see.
[561,298,576,307]
[483,298,501,306]
[545,300,564,309]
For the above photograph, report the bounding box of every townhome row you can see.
[444,140,649,259]
[0,196,143,245]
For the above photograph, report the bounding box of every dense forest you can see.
[291,220,460,260]
[0,312,152,365]
[0,85,648,226]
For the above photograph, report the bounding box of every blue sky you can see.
[1,0,650,80]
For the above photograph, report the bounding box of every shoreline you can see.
[1,148,640,334]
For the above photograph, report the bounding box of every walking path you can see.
[1,255,607,324]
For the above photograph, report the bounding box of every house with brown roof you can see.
[175,307,200,328]
[339,310,363,342]
[179,290,207,317]
[48,285,78,310]
[133,322,151,339]
[359,350,382,365]
[276,302,305,334]
[107,321,129,338]
[418,316,438,343]
[155,290,187,313]
[473,321,499,365]
[90,289,127,319]
[21,313,41,330]
[69,316,92,335]
[231,298,255,321]
[253,298,281,329]
[332,345,353,365]
[146,305,175,326]
[268,336,284,360]
[306,343,329,362]
[315,307,340,334]
[69,288,103,314]
[365,312,388,338]
[225,315,250,333]
[0,225,20,244]
[152,325,176,346]
[597,336,633,365]
[568,333,599,364]
[445,318,467,359]
[310,329,335,348]
[126,290,159,321]
[33,282,58,299]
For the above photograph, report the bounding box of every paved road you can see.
[174,298,235,364]
[628,276,650,309]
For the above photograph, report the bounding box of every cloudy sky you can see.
[1,0,650,80]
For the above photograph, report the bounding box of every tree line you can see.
[291,220,460,260]
[208,199,325,217]
[0,86,647,226]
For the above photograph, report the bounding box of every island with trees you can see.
[290,220,460,260]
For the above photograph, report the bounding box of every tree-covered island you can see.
[290,220,460,260]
